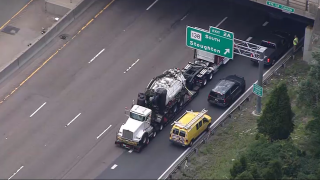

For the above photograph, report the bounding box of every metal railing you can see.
[250,0,320,19]
[158,37,305,180]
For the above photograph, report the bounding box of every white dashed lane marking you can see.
[124,59,140,74]
[111,164,118,169]
[263,21,269,26]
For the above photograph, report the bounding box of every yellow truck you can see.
[169,109,212,147]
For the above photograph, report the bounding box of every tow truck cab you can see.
[115,105,155,151]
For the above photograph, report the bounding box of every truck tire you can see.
[189,139,195,147]
[208,72,213,81]
[152,131,157,139]
[159,124,164,131]
[179,98,184,108]
[206,123,212,132]
[202,78,207,87]
[139,134,149,146]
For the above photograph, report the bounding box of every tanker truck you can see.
[115,68,199,152]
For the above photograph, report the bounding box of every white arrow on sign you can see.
[224,49,230,55]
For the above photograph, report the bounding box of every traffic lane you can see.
[7,0,197,178]
[45,0,210,179]
[58,1,236,179]
[0,0,152,178]
[96,2,308,178]
[95,4,271,180]
[0,0,30,27]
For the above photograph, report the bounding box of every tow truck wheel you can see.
[179,98,184,108]
[140,134,149,146]
[159,124,164,131]
[152,131,157,138]
[202,79,207,87]
[173,104,178,113]
[208,73,213,81]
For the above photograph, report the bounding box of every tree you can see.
[257,82,294,140]
[230,155,248,179]
[235,171,254,180]
[305,107,320,157]
[297,51,320,111]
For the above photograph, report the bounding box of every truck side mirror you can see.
[203,118,209,123]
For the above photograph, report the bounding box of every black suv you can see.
[208,75,246,107]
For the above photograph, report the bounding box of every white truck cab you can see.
[117,105,155,148]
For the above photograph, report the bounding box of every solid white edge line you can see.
[8,166,24,180]
[157,148,190,180]
[216,17,228,27]
[88,48,105,63]
[97,125,112,139]
[146,0,159,10]
[30,102,47,118]
[66,113,81,127]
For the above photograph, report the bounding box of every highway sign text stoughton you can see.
[209,26,234,40]
[186,26,234,59]
[253,83,263,97]
[266,1,295,13]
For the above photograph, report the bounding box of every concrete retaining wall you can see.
[0,0,97,84]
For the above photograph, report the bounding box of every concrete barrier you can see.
[0,0,97,84]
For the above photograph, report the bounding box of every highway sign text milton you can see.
[253,83,263,97]
[186,26,234,59]
[266,1,295,13]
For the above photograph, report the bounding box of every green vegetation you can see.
[257,82,294,141]
[230,52,320,179]
[172,51,320,179]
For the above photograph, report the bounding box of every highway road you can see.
[0,0,30,28]
[0,0,308,179]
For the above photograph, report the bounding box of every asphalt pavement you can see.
[0,0,307,179]
[0,0,30,28]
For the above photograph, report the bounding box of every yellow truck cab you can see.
[169,109,212,147]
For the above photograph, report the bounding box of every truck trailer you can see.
[182,49,231,89]
[115,68,199,152]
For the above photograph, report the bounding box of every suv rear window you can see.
[261,40,276,49]
[210,91,225,99]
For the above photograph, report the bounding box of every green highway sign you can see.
[186,26,234,59]
[209,26,234,40]
[253,83,263,97]
[266,1,295,13]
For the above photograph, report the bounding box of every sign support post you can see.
[254,51,265,116]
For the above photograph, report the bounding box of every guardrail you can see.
[0,0,97,84]
[159,37,305,180]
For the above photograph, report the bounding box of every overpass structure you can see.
[251,0,319,19]
[249,0,320,64]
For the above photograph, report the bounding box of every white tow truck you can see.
[115,68,199,152]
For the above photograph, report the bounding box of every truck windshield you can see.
[129,112,146,122]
